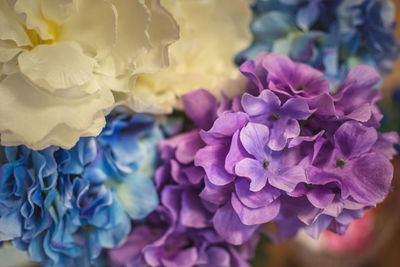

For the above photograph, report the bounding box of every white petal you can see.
[0,1,31,46]
[0,40,23,63]
[41,0,74,24]
[58,0,117,59]
[18,41,96,92]
[14,0,54,40]
[134,0,179,74]
[133,0,252,113]
[0,73,114,150]
[123,89,177,114]
[95,0,152,78]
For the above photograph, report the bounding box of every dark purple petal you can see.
[213,202,258,245]
[182,89,218,131]
[180,190,212,228]
[161,247,198,267]
[306,188,335,209]
[199,178,233,205]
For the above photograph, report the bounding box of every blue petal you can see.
[114,173,159,219]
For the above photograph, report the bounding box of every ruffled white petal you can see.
[41,0,74,24]
[59,0,117,59]
[133,0,252,112]
[96,0,151,79]
[0,1,31,46]
[14,0,54,40]
[18,41,96,92]
[0,73,114,150]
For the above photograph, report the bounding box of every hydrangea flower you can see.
[0,113,167,266]
[0,0,178,150]
[134,0,252,113]
[193,52,397,243]
[108,90,258,266]
[237,0,400,87]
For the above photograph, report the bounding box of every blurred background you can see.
[1,1,400,267]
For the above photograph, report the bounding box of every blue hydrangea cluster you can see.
[0,113,170,266]
[236,0,400,87]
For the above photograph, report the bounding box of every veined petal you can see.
[18,42,96,92]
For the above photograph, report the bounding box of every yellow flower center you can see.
[24,20,59,48]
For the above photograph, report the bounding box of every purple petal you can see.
[205,246,231,267]
[346,153,393,204]
[306,188,335,209]
[180,190,211,228]
[235,158,268,192]
[304,215,332,239]
[182,89,217,130]
[161,247,198,267]
[200,112,249,145]
[231,192,280,225]
[241,91,280,122]
[239,122,270,161]
[288,130,324,148]
[213,202,258,245]
[334,121,378,159]
[269,166,307,192]
[199,177,233,205]
[225,130,251,175]
[235,178,281,208]
[269,118,300,151]
[195,144,234,186]
[281,98,313,120]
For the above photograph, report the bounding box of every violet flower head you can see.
[194,52,398,242]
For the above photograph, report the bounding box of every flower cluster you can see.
[0,113,167,266]
[237,0,400,87]
[194,52,398,241]
[108,90,258,266]
[0,0,178,150]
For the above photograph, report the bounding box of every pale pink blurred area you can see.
[321,210,374,255]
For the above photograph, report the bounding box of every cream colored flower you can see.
[0,0,178,150]
[131,0,252,113]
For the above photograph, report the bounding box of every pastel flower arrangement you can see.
[0,0,399,266]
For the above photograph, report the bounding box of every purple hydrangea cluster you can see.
[195,52,398,242]
[108,52,398,266]
[108,90,257,267]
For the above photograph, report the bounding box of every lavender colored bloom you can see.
[194,52,397,242]
[237,0,400,86]
[0,113,167,266]
[108,90,257,266]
